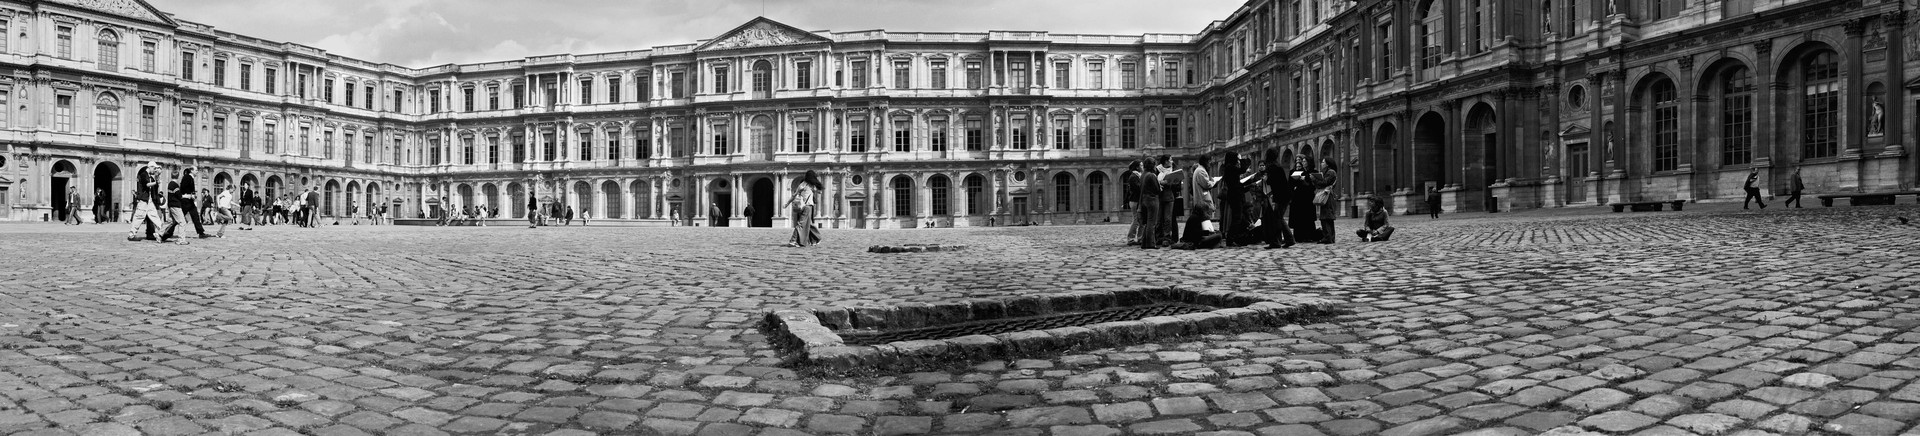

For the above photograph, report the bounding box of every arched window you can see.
[929,175,950,216]
[94,94,120,138]
[891,175,913,217]
[1650,79,1679,172]
[1418,0,1444,70]
[1054,172,1074,212]
[1087,171,1108,211]
[752,60,772,98]
[97,30,119,70]
[1801,51,1840,159]
[964,174,985,215]
[1720,67,1754,166]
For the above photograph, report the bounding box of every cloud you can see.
[148,0,1244,67]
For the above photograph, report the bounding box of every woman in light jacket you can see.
[787,170,825,247]
[1313,158,1340,244]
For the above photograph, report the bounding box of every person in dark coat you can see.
[1138,160,1162,250]
[177,168,210,237]
[1219,153,1247,246]
[1122,160,1143,245]
[1742,169,1766,209]
[1262,149,1295,249]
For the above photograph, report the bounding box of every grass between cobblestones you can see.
[0,202,1917,436]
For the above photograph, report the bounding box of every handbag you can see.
[1313,188,1331,205]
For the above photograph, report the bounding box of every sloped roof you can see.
[46,0,175,25]
[694,17,832,52]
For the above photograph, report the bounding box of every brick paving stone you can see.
[805,414,866,434]
[1091,402,1154,423]
[941,413,999,433]
[1317,418,1381,436]
[1820,413,1907,436]
[1127,418,1203,435]
[871,416,932,436]
[1665,413,1744,434]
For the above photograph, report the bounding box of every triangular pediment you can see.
[695,17,832,51]
[45,0,175,25]
[1559,124,1591,138]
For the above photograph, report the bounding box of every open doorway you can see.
[749,177,775,227]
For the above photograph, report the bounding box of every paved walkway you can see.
[1,203,1917,436]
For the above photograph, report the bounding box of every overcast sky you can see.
[145,0,1245,67]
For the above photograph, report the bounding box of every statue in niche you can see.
[1870,96,1886,137]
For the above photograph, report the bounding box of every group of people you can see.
[123,163,219,243]
[1743,167,1808,209]
[1124,150,1394,250]
[521,195,585,227]
[785,170,824,247]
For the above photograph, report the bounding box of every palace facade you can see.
[0,0,1909,227]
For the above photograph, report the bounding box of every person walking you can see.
[1138,159,1163,250]
[1743,168,1767,209]
[1122,160,1144,246]
[93,189,110,224]
[1312,158,1340,244]
[177,168,211,238]
[527,191,539,228]
[211,186,235,237]
[1262,149,1295,249]
[1784,167,1806,208]
[305,187,321,227]
[787,170,824,247]
[62,186,83,225]
[709,203,723,227]
[126,163,181,243]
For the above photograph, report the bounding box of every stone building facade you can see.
[0,0,1909,226]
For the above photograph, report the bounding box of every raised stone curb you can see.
[867,243,969,253]
[763,287,1339,371]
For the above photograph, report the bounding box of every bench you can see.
[1817,191,1920,207]
[1609,200,1687,213]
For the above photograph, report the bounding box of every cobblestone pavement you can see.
[2,203,1918,436]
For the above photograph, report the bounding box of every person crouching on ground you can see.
[1355,197,1395,242]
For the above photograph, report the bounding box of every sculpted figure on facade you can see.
[1870,96,1886,136]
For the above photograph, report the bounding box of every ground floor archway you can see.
[749,177,774,227]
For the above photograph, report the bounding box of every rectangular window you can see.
[299,125,311,156]
[486,136,499,163]
[238,120,251,152]
[930,121,947,151]
[1378,23,1393,78]
[636,130,652,159]
[215,58,227,85]
[1011,117,1029,149]
[139,105,155,140]
[392,90,403,112]
[324,130,336,159]
[578,131,594,160]
[393,137,404,164]
[1087,62,1104,89]
[670,72,686,98]
[850,60,868,88]
[711,68,727,94]
[1054,120,1071,149]
[669,126,686,157]
[893,120,911,151]
[1121,63,1137,89]
[265,68,277,94]
[966,61,983,89]
[711,125,729,155]
[0,91,7,128]
[1011,62,1030,91]
[510,83,524,108]
[965,117,984,151]
[1163,116,1180,147]
[850,119,868,152]
[364,85,375,109]
[429,89,442,112]
[1121,118,1137,149]
[239,64,252,91]
[92,105,118,139]
[893,61,909,89]
[325,79,336,103]
[1164,61,1180,87]
[1310,68,1323,111]
[56,26,71,58]
[141,41,155,70]
[213,116,226,149]
[365,134,375,163]
[296,73,308,99]
[607,77,622,103]
[428,137,439,165]
[606,130,621,160]
[55,95,73,132]
[580,80,593,104]
[1054,63,1070,89]
[342,132,352,161]
[1291,76,1303,117]
[635,76,650,101]
[1087,119,1105,150]
[0,19,8,53]
[542,131,556,161]
[1803,61,1840,159]
[263,123,277,154]
[931,61,947,89]
[795,61,812,88]
[462,87,473,111]
[794,121,811,153]
[179,114,197,145]
[345,82,356,107]
[1653,101,1679,171]
[457,136,471,164]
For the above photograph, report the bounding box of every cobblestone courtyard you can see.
[2,204,1919,436]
